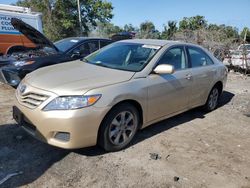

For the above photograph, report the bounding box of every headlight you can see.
[13,61,35,66]
[2,70,21,86]
[43,95,101,111]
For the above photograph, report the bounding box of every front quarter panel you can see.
[85,78,148,124]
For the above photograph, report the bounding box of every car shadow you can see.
[0,124,69,188]
[132,90,234,146]
[76,90,235,155]
[0,91,234,187]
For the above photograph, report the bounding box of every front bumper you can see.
[13,84,110,149]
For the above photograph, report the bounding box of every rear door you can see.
[187,46,216,107]
[147,45,193,122]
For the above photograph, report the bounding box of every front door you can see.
[147,46,192,122]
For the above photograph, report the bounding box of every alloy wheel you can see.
[108,111,136,146]
[208,88,219,110]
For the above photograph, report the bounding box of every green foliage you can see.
[207,24,239,41]
[138,21,160,39]
[161,21,177,39]
[179,15,207,30]
[175,15,240,47]
[16,0,113,41]
[93,22,122,37]
[124,24,137,32]
[240,27,250,42]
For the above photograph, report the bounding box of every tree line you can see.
[16,0,250,49]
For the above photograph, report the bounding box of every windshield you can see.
[84,42,160,72]
[54,38,80,52]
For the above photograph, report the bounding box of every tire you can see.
[98,103,139,152]
[203,86,220,112]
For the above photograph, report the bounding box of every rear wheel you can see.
[203,86,220,111]
[98,103,139,152]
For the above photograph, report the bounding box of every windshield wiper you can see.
[82,58,110,68]
[95,62,111,68]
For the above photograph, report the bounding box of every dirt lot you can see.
[0,72,250,188]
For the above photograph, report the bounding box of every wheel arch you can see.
[97,99,144,143]
[213,81,223,96]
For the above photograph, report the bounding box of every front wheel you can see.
[98,103,139,152]
[203,87,220,112]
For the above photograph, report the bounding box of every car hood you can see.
[25,60,135,95]
[11,18,58,51]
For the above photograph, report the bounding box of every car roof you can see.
[119,39,203,48]
[119,39,182,46]
[63,37,111,42]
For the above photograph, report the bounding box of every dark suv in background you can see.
[0,18,113,87]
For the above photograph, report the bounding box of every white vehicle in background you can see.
[238,44,250,51]
[0,4,42,55]
[223,44,250,70]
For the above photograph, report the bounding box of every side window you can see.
[100,40,112,48]
[158,47,187,70]
[187,47,214,67]
[87,41,99,53]
[72,41,99,57]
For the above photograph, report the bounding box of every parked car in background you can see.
[238,44,250,51]
[0,18,113,87]
[223,44,250,70]
[0,4,43,55]
[13,39,227,151]
[111,31,135,41]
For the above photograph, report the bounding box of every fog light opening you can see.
[54,132,70,142]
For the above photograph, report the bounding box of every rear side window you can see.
[71,43,89,57]
[100,40,112,48]
[71,41,99,57]
[87,41,99,53]
[158,47,187,70]
[187,47,214,67]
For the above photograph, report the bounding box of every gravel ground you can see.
[0,72,250,188]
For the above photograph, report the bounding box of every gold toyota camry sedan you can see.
[13,39,227,151]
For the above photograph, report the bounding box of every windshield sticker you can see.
[142,44,161,50]
[70,39,79,43]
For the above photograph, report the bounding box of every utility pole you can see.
[77,0,82,36]
[243,28,248,75]
[243,28,248,42]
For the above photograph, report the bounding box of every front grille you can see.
[17,91,49,109]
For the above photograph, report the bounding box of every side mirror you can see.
[153,64,175,74]
[71,49,81,58]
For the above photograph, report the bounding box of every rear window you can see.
[100,40,112,48]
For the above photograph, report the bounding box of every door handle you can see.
[185,74,192,80]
